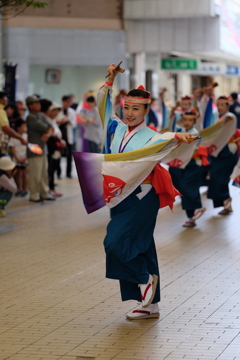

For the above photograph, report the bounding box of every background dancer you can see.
[207,96,238,215]
[168,110,207,227]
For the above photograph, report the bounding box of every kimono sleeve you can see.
[97,83,119,154]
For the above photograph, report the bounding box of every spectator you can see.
[40,99,64,197]
[5,103,20,129]
[9,119,28,197]
[57,95,77,178]
[80,96,103,153]
[16,101,27,119]
[229,92,240,129]
[26,95,55,202]
[48,102,65,197]
[0,156,17,217]
[69,94,78,110]
[0,91,28,157]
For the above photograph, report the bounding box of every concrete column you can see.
[15,60,30,100]
[118,68,130,92]
[221,76,231,97]
[177,73,192,98]
[230,76,239,93]
[214,75,222,98]
[134,52,146,88]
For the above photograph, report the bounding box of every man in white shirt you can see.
[57,95,77,178]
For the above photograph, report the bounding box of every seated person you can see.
[0,156,17,217]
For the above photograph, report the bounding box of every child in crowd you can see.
[9,119,28,197]
[169,110,206,227]
[0,156,17,217]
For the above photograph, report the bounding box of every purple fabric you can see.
[80,126,90,152]
[73,151,105,214]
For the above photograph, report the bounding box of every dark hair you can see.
[62,95,71,102]
[218,96,229,105]
[0,91,7,99]
[184,111,196,116]
[181,96,192,102]
[40,99,52,113]
[15,118,26,130]
[4,103,20,119]
[231,92,238,100]
[127,89,150,109]
[86,96,96,103]
[183,111,197,122]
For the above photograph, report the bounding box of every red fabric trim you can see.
[148,125,158,131]
[125,96,150,100]
[127,120,145,132]
[132,310,151,315]
[151,164,181,210]
[192,145,210,166]
[105,81,113,86]
[236,129,240,137]
[140,283,152,301]
[143,172,153,183]
[124,100,150,105]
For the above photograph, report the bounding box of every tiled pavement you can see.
[0,174,239,360]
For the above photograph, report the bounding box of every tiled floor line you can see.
[7,193,81,217]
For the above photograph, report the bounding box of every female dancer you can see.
[98,63,194,320]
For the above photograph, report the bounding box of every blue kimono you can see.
[97,83,175,302]
[207,113,238,208]
[169,127,203,218]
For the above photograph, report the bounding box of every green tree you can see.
[0,1,47,15]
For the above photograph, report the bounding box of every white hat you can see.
[50,102,62,111]
[0,156,16,171]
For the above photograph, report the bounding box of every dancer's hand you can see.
[175,132,200,143]
[106,62,124,83]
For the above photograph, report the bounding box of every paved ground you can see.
[0,170,239,360]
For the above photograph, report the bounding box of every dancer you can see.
[97,63,195,320]
[168,110,207,227]
[207,96,238,214]
[169,96,192,132]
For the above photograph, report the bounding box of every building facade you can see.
[124,0,240,101]
[2,0,126,101]
[1,0,240,102]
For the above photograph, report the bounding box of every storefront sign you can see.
[161,59,198,70]
[198,63,223,74]
[226,65,239,75]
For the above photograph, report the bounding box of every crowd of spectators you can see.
[0,91,102,217]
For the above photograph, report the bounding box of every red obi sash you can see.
[192,145,210,166]
[142,164,181,210]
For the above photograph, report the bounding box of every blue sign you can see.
[226,65,239,75]
[199,64,222,73]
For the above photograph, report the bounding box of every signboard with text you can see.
[161,59,198,70]
[161,60,240,76]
